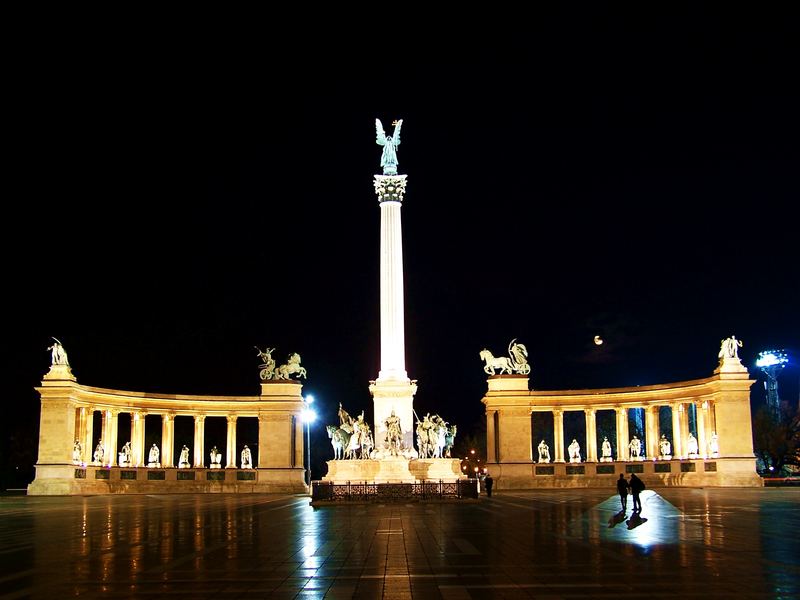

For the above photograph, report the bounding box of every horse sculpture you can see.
[275,353,307,379]
[326,425,351,460]
[479,349,513,375]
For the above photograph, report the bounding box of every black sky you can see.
[3,8,798,483]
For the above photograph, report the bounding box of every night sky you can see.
[3,9,798,484]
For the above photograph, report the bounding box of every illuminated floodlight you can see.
[756,350,788,369]
[302,409,317,423]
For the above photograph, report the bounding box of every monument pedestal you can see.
[324,458,465,484]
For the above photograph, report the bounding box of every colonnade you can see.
[29,363,307,495]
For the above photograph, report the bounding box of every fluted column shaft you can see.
[161,414,174,467]
[616,408,629,461]
[193,415,206,467]
[645,406,658,459]
[553,409,565,463]
[585,409,597,462]
[226,415,238,468]
[671,403,683,458]
[696,402,708,459]
[83,408,94,464]
[378,199,407,382]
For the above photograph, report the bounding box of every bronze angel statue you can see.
[375,118,403,175]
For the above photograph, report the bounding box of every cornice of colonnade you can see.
[482,369,755,411]
[36,372,305,415]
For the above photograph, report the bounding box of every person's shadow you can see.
[607,509,627,528]
[626,511,648,530]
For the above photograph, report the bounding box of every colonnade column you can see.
[486,410,497,463]
[257,414,268,468]
[645,406,658,459]
[671,403,683,458]
[696,401,708,459]
[83,407,94,464]
[679,403,690,456]
[132,411,145,466]
[585,409,597,462]
[615,408,629,461]
[161,413,174,468]
[226,415,238,468]
[553,409,565,463]
[193,415,206,467]
[107,410,119,466]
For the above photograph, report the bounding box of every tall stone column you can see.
[193,415,206,467]
[132,411,145,466]
[553,409,565,463]
[257,414,268,468]
[645,406,658,459]
[486,410,497,463]
[584,408,597,462]
[107,410,119,467]
[83,408,94,464]
[226,415,237,468]
[671,403,683,458]
[370,174,416,451]
[161,414,174,468]
[696,401,708,459]
[615,407,629,461]
[680,403,690,456]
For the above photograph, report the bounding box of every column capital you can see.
[227,415,238,424]
[373,174,408,203]
[552,408,563,417]
[584,407,596,416]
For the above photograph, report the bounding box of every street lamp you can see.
[302,395,316,489]
[756,350,788,419]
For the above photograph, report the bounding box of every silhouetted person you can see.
[484,473,494,497]
[616,473,629,511]
[629,473,645,512]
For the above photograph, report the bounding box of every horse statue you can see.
[443,424,457,458]
[275,352,307,379]
[255,346,276,380]
[326,425,351,460]
[479,349,513,375]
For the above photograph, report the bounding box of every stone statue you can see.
[718,335,742,360]
[47,337,69,366]
[119,441,132,467]
[537,440,550,463]
[659,435,672,458]
[241,445,253,468]
[375,118,402,175]
[274,352,307,380]
[385,410,403,456]
[687,433,699,457]
[179,445,190,468]
[345,412,370,459]
[148,444,160,467]
[479,349,514,375]
[628,436,642,460]
[209,446,222,467]
[326,424,351,460]
[255,346,276,380]
[600,436,613,462]
[444,424,457,458]
[338,403,354,429]
[72,440,82,465]
[93,441,104,464]
[568,439,581,463]
[709,432,719,457]
[508,339,531,374]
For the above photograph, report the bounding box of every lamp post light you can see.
[302,395,317,490]
[756,350,788,420]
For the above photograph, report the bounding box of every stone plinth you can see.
[370,378,417,451]
[323,458,465,484]
[487,375,530,393]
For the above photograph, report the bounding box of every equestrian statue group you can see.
[255,346,307,380]
[479,338,530,375]
[326,403,456,461]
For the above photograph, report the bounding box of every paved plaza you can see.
[1,488,798,599]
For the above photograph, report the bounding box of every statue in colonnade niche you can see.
[148,444,160,467]
[687,433,699,457]
[628,436,643,460]
[209,446,222,468]
[537,440,550,463]
[119,441,132,467]
[600,436,613,462]
[179,445,191,468]
[241,445,253,469]
[93,441,104,465]
[709,432,719,457]
[659,435,672,459]
[72,440,82,465]
[568,439,581,463]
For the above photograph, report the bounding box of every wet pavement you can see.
[1,488,798,599]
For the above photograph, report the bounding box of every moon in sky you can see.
[594,335,604,345]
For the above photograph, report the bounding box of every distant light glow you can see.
[302,409,317,423]
[594,335,604,345]
[756,350,788,369]
[305,394,314,404]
